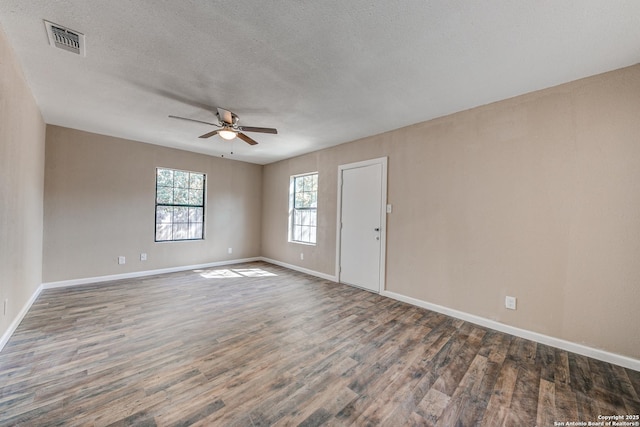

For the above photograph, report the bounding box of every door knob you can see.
[374,228,380,232]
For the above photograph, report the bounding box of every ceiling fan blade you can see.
[169,115,220,127]
[238,126,278,134]
[237,132,259,145]
[199,130,220,139]
[217,107,234,124]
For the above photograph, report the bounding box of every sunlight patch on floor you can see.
[196,268,278,279]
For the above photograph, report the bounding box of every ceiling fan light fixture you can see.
[219,129,237,140]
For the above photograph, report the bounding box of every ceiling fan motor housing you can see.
[217,109,239,126]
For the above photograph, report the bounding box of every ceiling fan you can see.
[169,107,277,145]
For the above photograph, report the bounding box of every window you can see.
[155,168,205,242]
[289,172,318,244]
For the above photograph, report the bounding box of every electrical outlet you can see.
[118,256,126,265]
[505,296,517,310]
[140,253,147,261]
[300,253,304,260]
[228,247,233,254]
[386,204,393,213]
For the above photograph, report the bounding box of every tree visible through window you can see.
[155,168,205,242]
[290,173,318,244]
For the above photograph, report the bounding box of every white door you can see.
[338,158,387,293]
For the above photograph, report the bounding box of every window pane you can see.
[297,192,314,209]
[189,189,203,205]
[156,186,173,204]
[174,207,189,222]
[156,224,172,241]
[156,206,173,224]
[301,210,310,226]
[173,223,189,240]
[156,169,173,187]
[310,210,317,226]
[189,207,204,222]
[190,173,204,189]
[174,171,189,188]
[188,223,203,239]
[309,226,316,243]
[301,225,310,242]
[174,188,189,205]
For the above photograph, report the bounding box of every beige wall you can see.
[4,16,638,361]
[0,28,46,337]
[43,126,263,282]
[262,64,640,359]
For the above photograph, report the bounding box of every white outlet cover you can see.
[118,256,126,265]
[505,296,517,310]
[140,253,147,261]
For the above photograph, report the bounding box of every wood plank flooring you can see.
[0,261,638,426]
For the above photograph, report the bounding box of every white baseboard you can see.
[381,290,640,372]
[39,257,335,290]
[1,257,261,352]
[260,257,338,282]
[0,284,43,353]
[6,259,638,371]
[41,257,262,289]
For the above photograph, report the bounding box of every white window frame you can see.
[288,172,318,245]
[155,167,206,242]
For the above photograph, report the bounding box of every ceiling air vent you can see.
[44,20,85,56]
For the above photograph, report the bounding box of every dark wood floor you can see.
[0,262,638,426]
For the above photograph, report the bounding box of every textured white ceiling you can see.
[1,1,639,164]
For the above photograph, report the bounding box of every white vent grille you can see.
[44,20,85,56]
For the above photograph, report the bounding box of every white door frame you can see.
[335,157,388,293]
